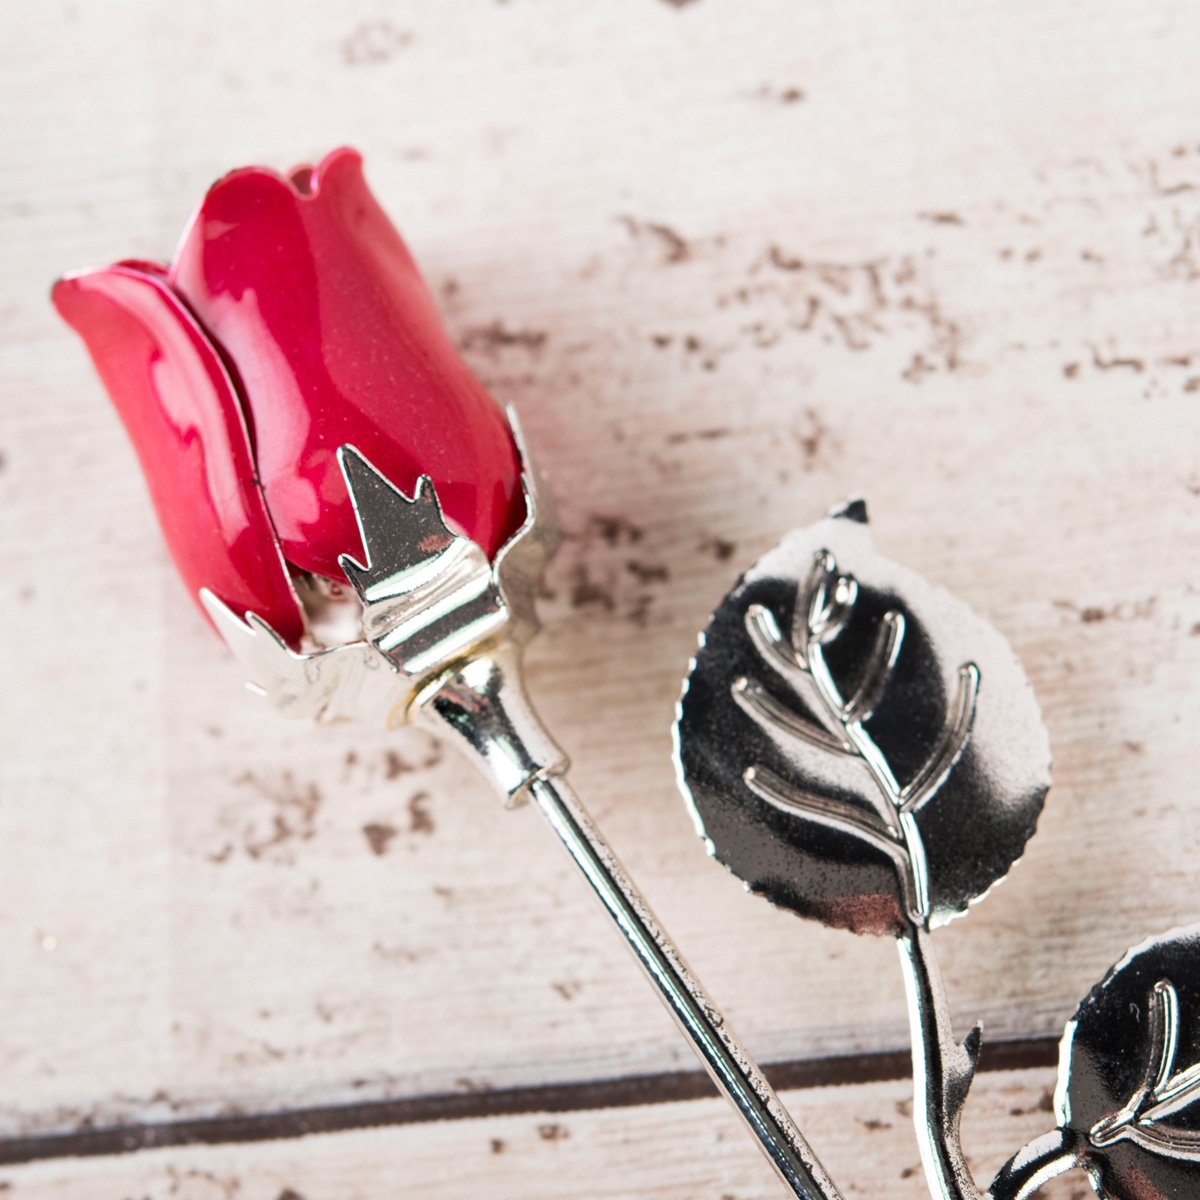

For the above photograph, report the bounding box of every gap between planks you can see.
[0,1037,1057,1167]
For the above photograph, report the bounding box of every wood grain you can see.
[0,1071,1093,1200]
[2,0,1199,1193]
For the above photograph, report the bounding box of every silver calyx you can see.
[201,406,555,739]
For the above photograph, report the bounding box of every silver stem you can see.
[420,647,844,1200]
[531,773,843,1200]
[897,923,985,1200]
[899,923,1080,1200]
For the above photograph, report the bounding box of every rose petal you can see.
[53,264,306,644]
[170,146,525,577]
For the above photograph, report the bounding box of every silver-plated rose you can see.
[204,416,843,1200]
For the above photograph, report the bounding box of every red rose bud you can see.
[53,147,525,646]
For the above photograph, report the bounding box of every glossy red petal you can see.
[53,265,306,644]
[170,146,525,577]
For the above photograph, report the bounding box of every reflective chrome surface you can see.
[529,771,843,1200]
[423,644,845,1197]
[898,923,985,1200]
[416,644,567,806]
[675,500,1050,935]
[674,501,1063,1200]
[1056,924,1200,1199]
[200,592,408,724]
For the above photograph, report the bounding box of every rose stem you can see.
[421,647,844,1200]
[897,920,985,1200]
[531,773,843,1200]
[898,902,1077,1199]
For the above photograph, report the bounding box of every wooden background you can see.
[3,2,1200,1196]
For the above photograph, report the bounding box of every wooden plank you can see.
[1,0,1199,1156]
[0,1070,1092,1199]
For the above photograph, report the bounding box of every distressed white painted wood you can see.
[0,1072,1089,1199]
[2,0,1199,1191]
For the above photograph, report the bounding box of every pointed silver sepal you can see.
[199,590,407,724]
[204,407,556,728]
[337,448,509,678]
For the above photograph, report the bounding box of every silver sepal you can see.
[202,406,555,729]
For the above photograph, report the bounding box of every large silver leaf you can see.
[674,502,1050,934]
